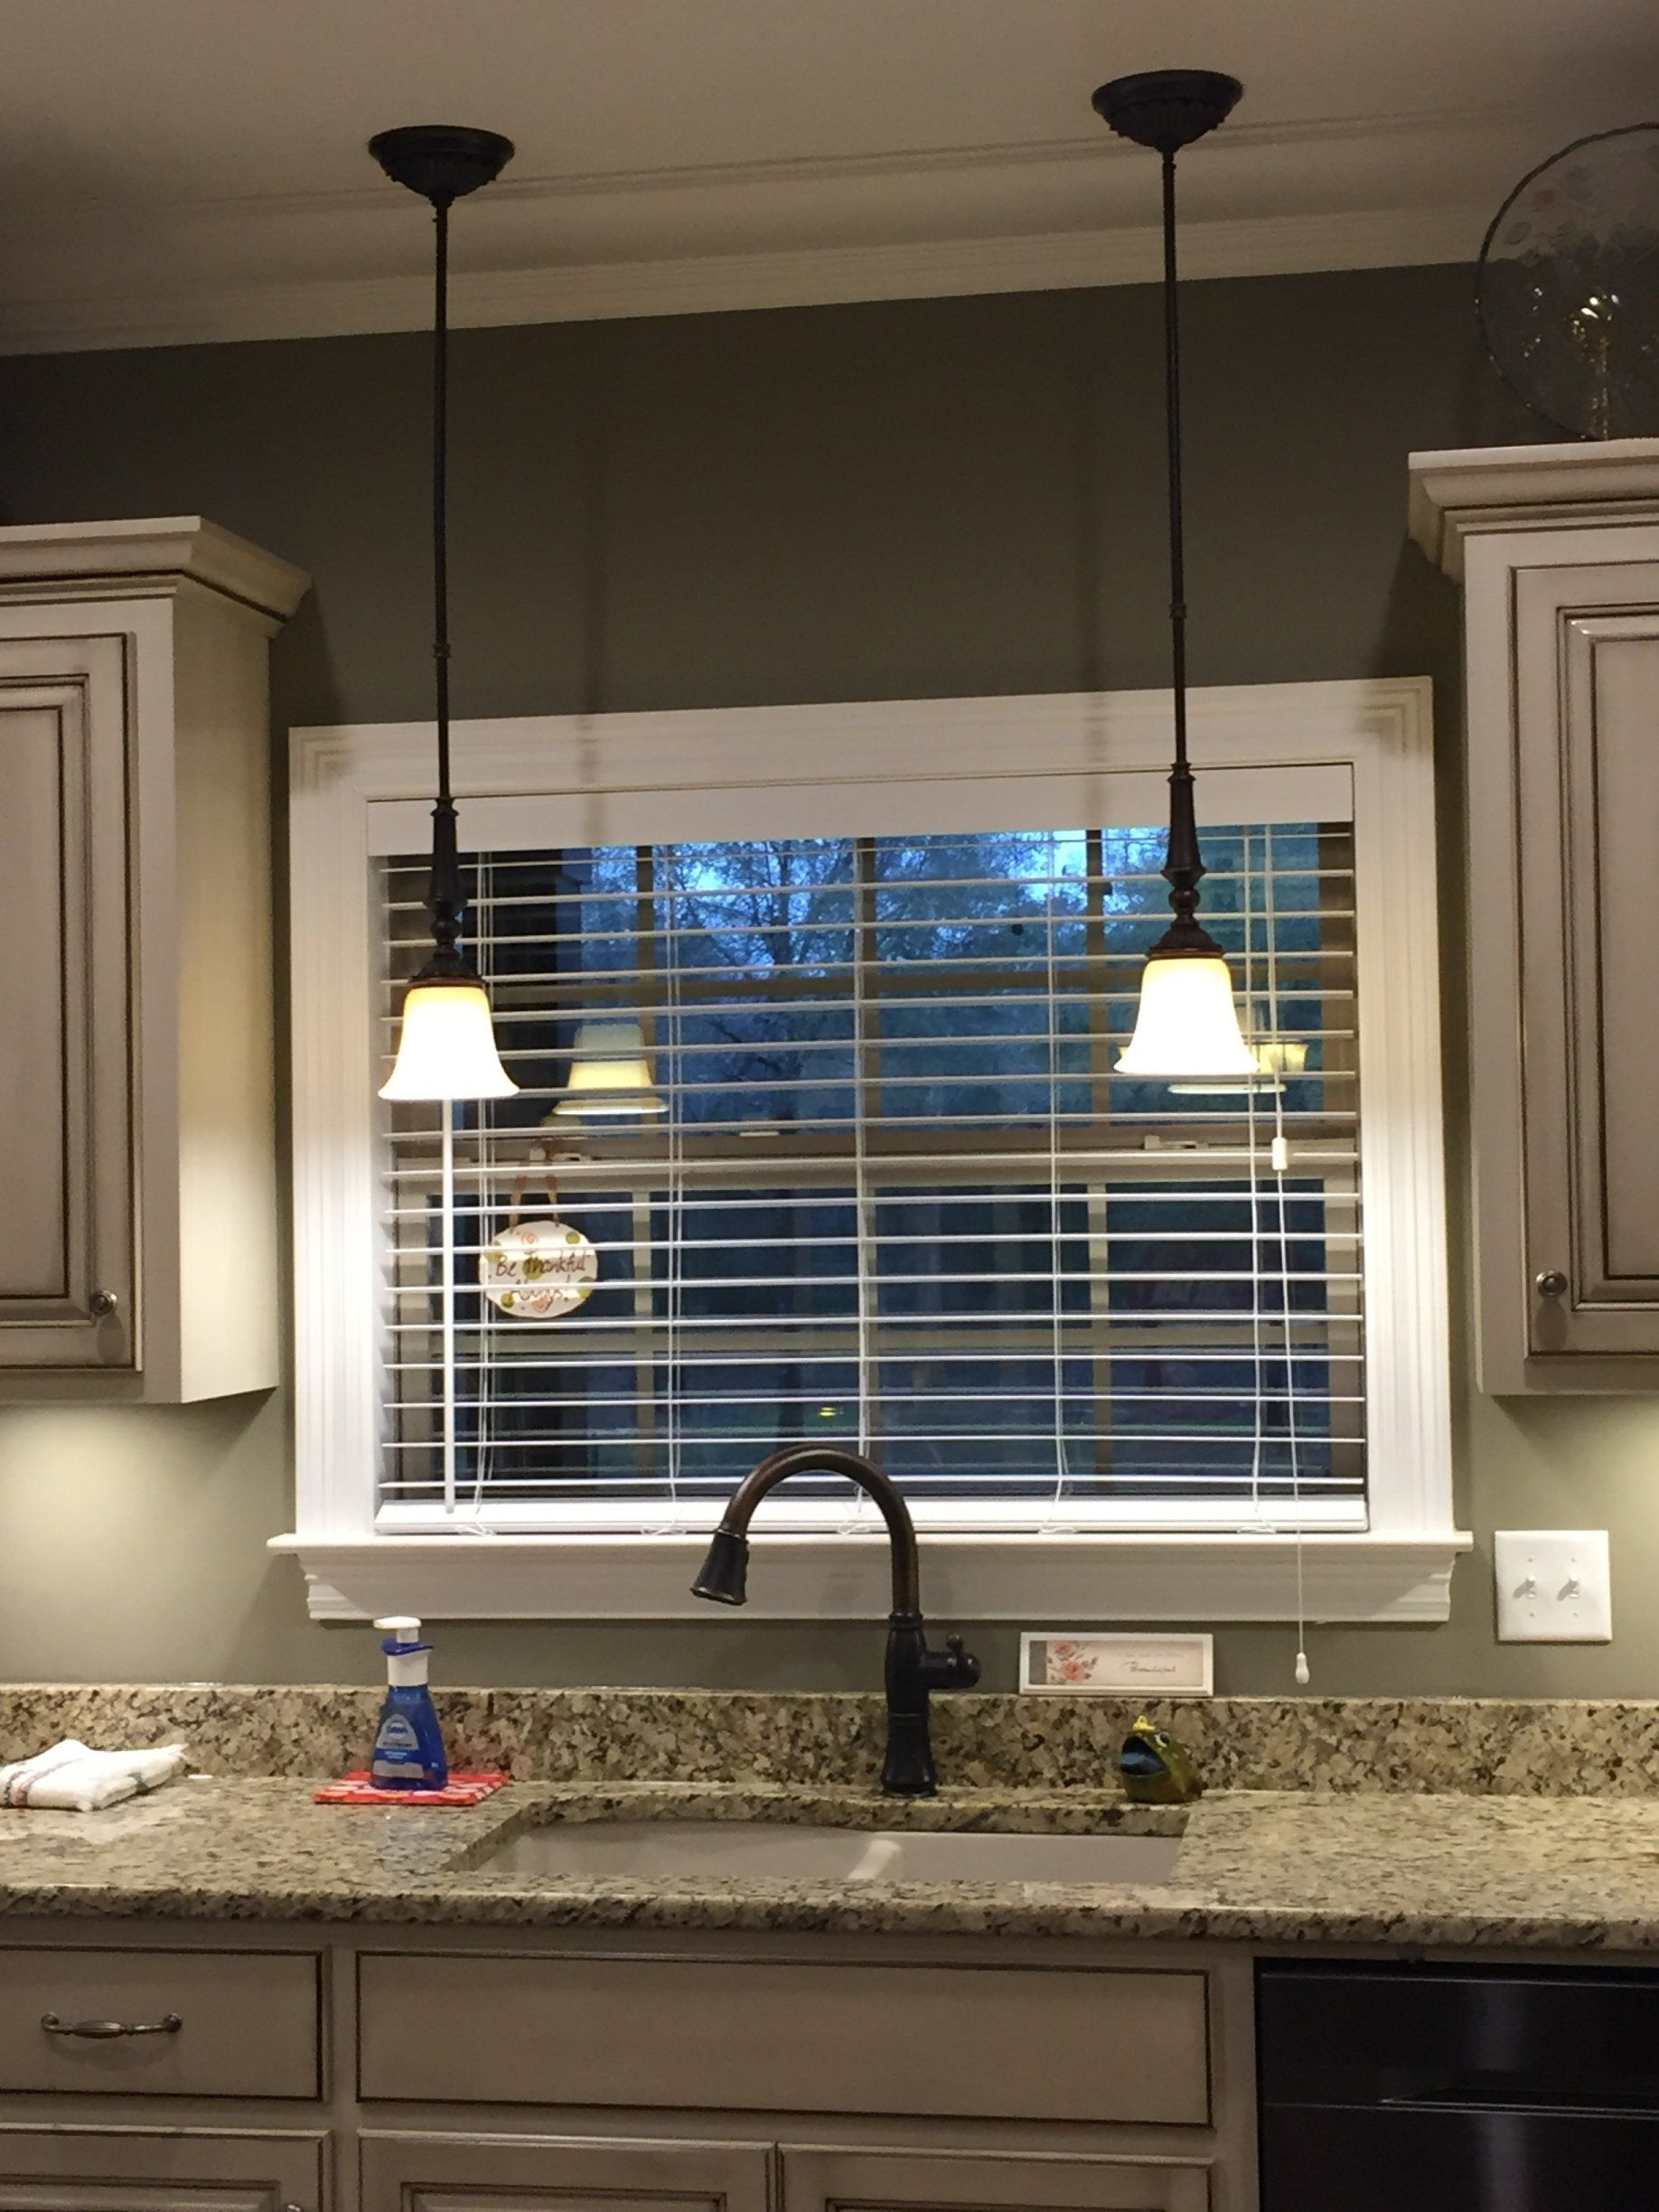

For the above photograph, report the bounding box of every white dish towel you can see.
[0,1739,189,1812]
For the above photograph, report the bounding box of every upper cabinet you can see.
[0,518,307,1401]
[1412,440,1659,1392]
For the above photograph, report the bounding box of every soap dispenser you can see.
[370,1615,448,1791]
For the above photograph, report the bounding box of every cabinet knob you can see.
[89,1290,118,1318]
[1534,1270,1569,1299]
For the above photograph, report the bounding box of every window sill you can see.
[270,1528,1473,1626]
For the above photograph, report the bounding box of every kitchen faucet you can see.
[690,1443,980,1798]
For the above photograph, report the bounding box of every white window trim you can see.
[273,678,1467,1623]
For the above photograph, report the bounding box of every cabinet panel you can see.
[0,521,307,1401]
[1515,570,1659,1358]
[0,637,133,1368]
[360,2132,770,2212]
[0,2127,322,2212]
[359,1952,1209,2126]
[0,1946,321,2097]
[782,2145,1210,2212]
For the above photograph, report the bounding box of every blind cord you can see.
[642,863,684,1537]
[439,1096,458,1516]
[465,854,497,1532]
[666,880,684,1526]
[1044,829,1072,1526]
[1263,822,1309,1686]
[1243,830,1267,1530]
[836,844,876,1537]
[853,848,876,1466]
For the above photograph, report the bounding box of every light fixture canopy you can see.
[549,1020,668,1119]
[373,123,520,1104]
[1093,70,1254,1083]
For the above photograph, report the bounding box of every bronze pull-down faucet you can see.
[691,1444,980,1798]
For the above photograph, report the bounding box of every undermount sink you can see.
[471,1819,1182,1888]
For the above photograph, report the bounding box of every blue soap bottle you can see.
[370,1615,448,1791]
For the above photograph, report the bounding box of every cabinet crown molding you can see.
[1410,439,1659,579]
[0,515,309,621]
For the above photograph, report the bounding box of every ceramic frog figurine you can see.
[1119,1715,1205,1804]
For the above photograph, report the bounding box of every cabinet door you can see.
[782,2146,1210,2212]
[360,2132,770,2212]
[1514,567,1659,1360]
[0,2127,322,2212]
[0,633,135,1369]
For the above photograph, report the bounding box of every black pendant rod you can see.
[426,190,464,973]
[1160,147,1187,775]
[432,194,452,808]
[370,124,514,981]
[1092,68,1241,958]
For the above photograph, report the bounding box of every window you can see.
[280,683,1465,1622]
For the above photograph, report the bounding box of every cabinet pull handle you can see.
[89,1290,118,1318]
[41,2010,182,2040]
[1535,1269,1569,1298]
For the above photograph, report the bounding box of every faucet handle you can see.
[942,1634,980,1688]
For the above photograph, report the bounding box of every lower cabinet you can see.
[0,1934,1235,2212]
[360,2132,772,2212]
[359,2135,1212,2212]
[781,2145,1212,2211]
[0,2127,323,2212]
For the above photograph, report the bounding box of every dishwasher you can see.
[1258,1958,1659,2208]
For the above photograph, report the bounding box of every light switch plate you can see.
[1495,1529,1612,1644]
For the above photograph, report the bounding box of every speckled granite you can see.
[5,1685,1659,1797]
[2,1776,1659,1950]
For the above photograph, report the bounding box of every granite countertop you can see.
[5,1774,1659,1950]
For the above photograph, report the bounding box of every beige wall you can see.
[2,265,1656,1696]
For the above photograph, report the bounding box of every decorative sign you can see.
[1019,1632,1214,1698]
[481,1219,598,1319]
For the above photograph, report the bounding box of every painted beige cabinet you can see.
[360,2132,773,2212]
[358,2136,1212,2212]
[356,1951,1211,2124]
[0,520,307,1401]
[1411,441,1659,1392]
[0,1922,1254,2212]
[780,2145,1213,2211]
[0,2126,322,2210]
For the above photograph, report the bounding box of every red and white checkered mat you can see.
[313,1771,511,1807]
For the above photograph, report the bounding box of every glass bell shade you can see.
[1116,952,1260,1081]
[380,977,518,1101]
[550,1019,668,1118]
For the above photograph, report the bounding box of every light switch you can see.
[1495,1530,1612,1644]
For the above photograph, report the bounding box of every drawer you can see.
[0,1946,321,2097]
[359,1953,1209,2125]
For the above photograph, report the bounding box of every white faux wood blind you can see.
[377,813,1364,1532]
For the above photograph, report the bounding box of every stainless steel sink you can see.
[471,1819,1182,1887]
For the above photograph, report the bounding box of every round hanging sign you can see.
[481,1216,598,1319]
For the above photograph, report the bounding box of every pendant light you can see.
[549,1020,669,1120]
[373,125,519,1102]
[1093,71,1259,1083]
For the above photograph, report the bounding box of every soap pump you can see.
[370,1615,448,1791]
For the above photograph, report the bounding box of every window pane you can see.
[379,820,1364,1523]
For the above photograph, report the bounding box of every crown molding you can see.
[0,92,1579,357]
[0,515,309,616]
[77,101,1516,223]
[1410,439,1659,576]
[0,202,1485,358]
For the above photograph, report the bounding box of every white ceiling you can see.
[0,0,1653,352]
